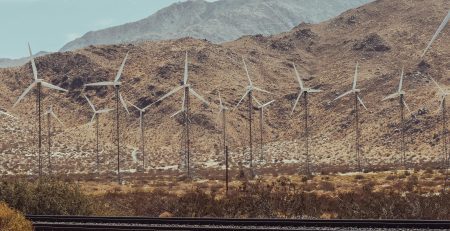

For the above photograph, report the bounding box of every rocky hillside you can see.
[60,0,372,52]
[0,0,448,176]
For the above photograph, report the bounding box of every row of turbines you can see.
[2,11,449,184]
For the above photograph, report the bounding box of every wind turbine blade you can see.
[0,110,14,118]
[253,87,272,95]
[84,94,96,111]
[252,95,262,107]
[352,62,359,90]
[119,92,129,114]
[126,100,142,111]
[115,52,129,83]
[97,109,114,114]
[430,77,445,94]
[184,52,188,85]
[28,43,38,80]
[333,90,353,101]
[403,100,412,115]
[41,81,68,92]
[85,81,116,87]
[382,92,400,101]
[292,63,304,90]
[358,96,368,111]
[398,67,404,92]
[262,100,275,108]
[153,85,184,105]
[51,111,63,125]
[307,89,322,93]
[421,10,450,58]
[242,57,253,86]
[90,113,96,124]
[13,82,36,108]
[234,89,250,110]
[189,88,209,105]
[291,92,303,115]
[170,109,183,118]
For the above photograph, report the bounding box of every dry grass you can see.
[0,202,32,231]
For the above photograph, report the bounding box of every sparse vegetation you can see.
[0,202,32,231]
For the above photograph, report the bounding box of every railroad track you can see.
[27,215,450,230]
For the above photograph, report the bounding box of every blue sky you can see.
[0,0,194,58]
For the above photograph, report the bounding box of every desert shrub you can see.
[0,202,32,231]
[354,174,365,180]
[386,174,397,181]
[0,179,93,215]
[319,181,335,192]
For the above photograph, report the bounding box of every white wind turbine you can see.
[253,97,275,162]
[382,68,412,168]
[217,92,229,161]
[234,57,272,174]
[333,62,368,172]
[44,105,63,175]
[84,52,130,183]
[151,52,209,178]
[13,43,68,178]
[291,63,322,175]
[127,100,152,170]
[429,77,450,190]
[84,94,113,174]
[421,10,450,58]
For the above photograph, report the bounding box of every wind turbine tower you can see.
[382,68,412,168]
[290,63,322,175]
[84,52,130,183]
[333,63,368,172]
[13,43,68,178]
[234,57,272,174]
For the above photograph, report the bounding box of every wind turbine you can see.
[333,62,368,172]
[44,105,63,175]
[84,94,113,174]
[217,92,229,165]
[234,57,272,174]
[429,77,450,190]
[290,63,322,175]
[13,43,68,178]
[84,52,130,183]
[152,52,209,178]
[382,68,412,168]
[127,100,152,170]
[421,10,450,58]
[253,97,275,162]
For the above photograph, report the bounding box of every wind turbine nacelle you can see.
[353,89,361,93]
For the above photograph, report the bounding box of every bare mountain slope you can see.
[60,0,372,52]
[0,0,448,176]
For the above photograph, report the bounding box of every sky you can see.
[0,0,191,59]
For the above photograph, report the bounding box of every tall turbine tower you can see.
[333,63,368,172]
[421,10,450,58]
[234,57,272,175]
[382,68,412,168]
[217,92,229,165]
[429,77,450,190]
[84,94,113,173]
[44,105,63,175]
[13,43,68,178]
[152,52,209,178]
[253,98,275,162]
[290,63,322,175]
[127,100,152,170]
[84,52,130,183]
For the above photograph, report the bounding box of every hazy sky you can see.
[0,0,193,58]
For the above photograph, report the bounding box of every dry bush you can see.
[319,181,335,192]
[0,202,32,231]
[0,179,93,215]
[354,174,365,180]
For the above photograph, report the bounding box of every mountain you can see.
[0,0,448,176]
[0,51,50,68]
[60,0,373,52]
